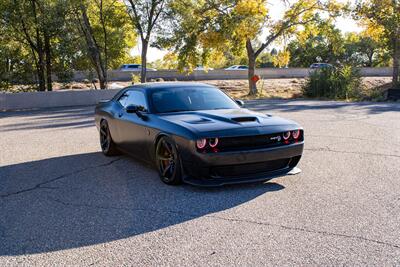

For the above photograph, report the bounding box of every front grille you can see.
[210,159,290,179]
[215,130,303,152]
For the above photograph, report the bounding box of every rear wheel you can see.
[99,120,119,156]
[156,136,182,185]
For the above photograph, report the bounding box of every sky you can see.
[131,0,362,62]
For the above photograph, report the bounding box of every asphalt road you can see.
[1,100,399,266]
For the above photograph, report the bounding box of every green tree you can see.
[71,0,135,89]
[163,0,342,95]
[0,22,36,88]
[125,0,167,82]
[343,31,390,67]
[287,18,345,67]
[272,50,291,68]
[0,0,68,91]
[356,0,400,88]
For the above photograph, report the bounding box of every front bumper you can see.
[181,142,304,186]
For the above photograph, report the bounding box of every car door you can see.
[115,90,150,160]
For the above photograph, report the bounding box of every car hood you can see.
[159,109,300,137]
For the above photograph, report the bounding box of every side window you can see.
[118,91,148,111]
[128,65,139,69]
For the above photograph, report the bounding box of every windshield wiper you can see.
[164,109,191,113]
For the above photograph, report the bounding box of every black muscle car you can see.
[95,82,304,186]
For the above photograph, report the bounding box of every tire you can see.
[99,120,120,156]
[155,136,183,185]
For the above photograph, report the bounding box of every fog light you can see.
[196,139,207,149]
[283,131,291,140]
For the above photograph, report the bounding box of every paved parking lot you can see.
[1,100,399,266]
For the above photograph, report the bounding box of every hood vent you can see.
[231,117,258,123]
[184,118,213,124]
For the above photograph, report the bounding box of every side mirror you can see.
[125,105,139,113]
[125,105,148,120]
[235,99,244,107]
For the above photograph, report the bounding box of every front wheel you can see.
[155,136,182,185]
[99,120,120,156]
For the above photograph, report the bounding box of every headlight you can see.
[208,138,219,148]
[196,139,207,149]
[283,131,291,140]
[292,130,300,139]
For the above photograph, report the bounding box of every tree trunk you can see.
[44,32,52,91]
[99,0,108,89]
[79,3,107,89]
[30,0,45,91]
[367,52,373,67]
[141,39,149,83]
[246,40,257,95]
[36,37,46,91]
[392,37,400,88]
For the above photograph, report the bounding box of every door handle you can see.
[118,111,123,117]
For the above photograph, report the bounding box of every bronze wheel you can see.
[156,137,182,185]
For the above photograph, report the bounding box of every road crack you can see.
[204,214,400,250]
[47,197,400,250]
[305,147,400,158]
[0,157,123,198]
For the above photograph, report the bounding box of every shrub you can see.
[0,81,11,92]
[131,74,141,84]
[55,69,74,84]
[303,65,362,100]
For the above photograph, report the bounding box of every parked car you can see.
[309,63,334,69]
[119,64,157,72]
[194,65,214,71]
[95,82,304,186]
[225,65,248,70]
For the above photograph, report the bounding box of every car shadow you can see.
[0,152,284,256]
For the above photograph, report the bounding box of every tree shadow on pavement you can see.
[245,99,400,115]
[0,107,94,132]
[0,152,284,256]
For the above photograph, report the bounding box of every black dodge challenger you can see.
[95,82,304,186]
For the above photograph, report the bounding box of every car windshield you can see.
[151,86,240,113]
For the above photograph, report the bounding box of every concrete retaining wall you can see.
[71,67,393,82]
[0,67,394,111]
[0,89,120,111]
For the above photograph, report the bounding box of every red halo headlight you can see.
[209,138,219,148]
[283,131,291,140]
[196,139,207,149]
[292,130,300,139]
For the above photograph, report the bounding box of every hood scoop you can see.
[184,118,214,124]
[231,117,258,123]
